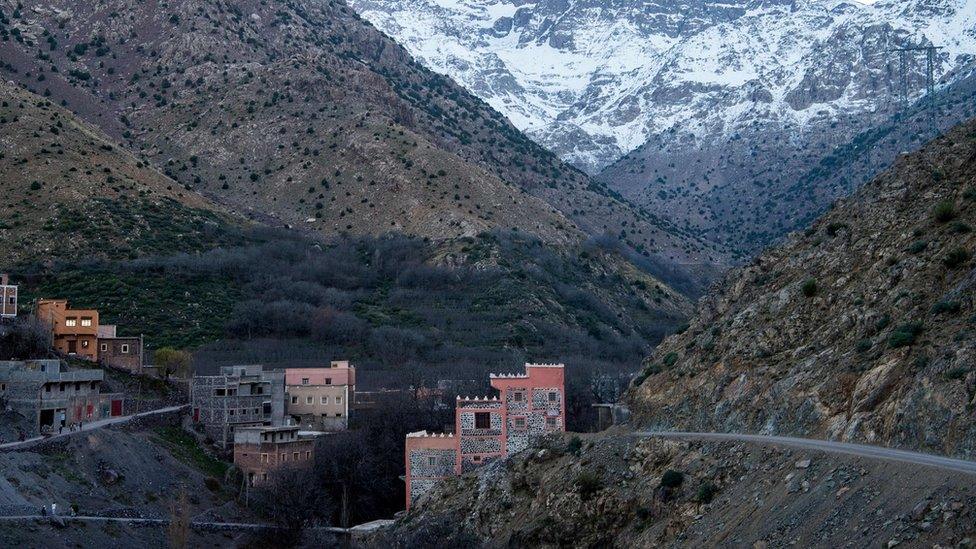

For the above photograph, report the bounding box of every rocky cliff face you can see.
[347,0,976,253]
[0,0,725,276]
[631,117,976,459]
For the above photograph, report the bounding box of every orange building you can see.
[35,299,100,361]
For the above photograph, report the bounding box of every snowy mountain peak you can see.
[348,0,976,173]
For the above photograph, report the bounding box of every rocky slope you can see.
[0,80,244,265]
[376,432,976,547]
[631,117,976,459]
[0,0,725,273]
[348,0,976,254]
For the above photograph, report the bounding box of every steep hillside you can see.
[631,118,976,459]
[0,0,724,273]
[0,80,244,264]
[349,0,976,254]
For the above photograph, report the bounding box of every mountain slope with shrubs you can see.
[0,0,725,276]
[0,80,245,264]
[632,117,976,459]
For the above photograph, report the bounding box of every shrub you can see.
[908,240,927,254]
[801,278,818,297]
[943,248,971,269]
[945,368,969,381]
[889,322,923,348]
[932,200,956,223]
[566,436,582,456]
[931,301,961,315]
[575,471,602,501]
[695,482,719,504]
[660,470,684,489]
[662,352,679,367]
[856,339,872,352]
[203,477,220,492]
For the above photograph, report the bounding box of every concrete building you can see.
[404,363,566,509]
[34,299,100,361]
[0,359,124,435]
[97,325,144,373]
[0,274,17,319]
[284,361,355,431]
[190,365,286,449]
[233,425,316,486]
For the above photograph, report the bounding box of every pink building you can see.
[284,361,356,431]
[404,363,565,509]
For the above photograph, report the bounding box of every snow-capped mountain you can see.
[348,0,976,173]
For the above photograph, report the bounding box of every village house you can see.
[190,365,286,448]
[284,361,355,431]
[404,363,566,509]
[0,359,124,435]
[35,299,100,361]
[233,424,317,486]
[0,274,17,319]
[97,325,145,374]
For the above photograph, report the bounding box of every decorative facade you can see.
[0,274,17,318]
[404,363,565,509]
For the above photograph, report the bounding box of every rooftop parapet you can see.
[406,430,455,438]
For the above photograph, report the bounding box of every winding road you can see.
[635,431,976,475]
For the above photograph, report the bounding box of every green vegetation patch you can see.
[151,426,229,478]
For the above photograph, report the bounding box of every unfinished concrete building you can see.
[190,365,285,449]
[404,363,566,509]
[97,325,144,373]
[0,359,123,435]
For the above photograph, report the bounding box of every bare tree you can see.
[167,487,191,549]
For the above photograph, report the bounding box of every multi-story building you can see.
[0,274,17,319]
[190,365,286,449]
[97,325,144,373]
[404,363,565,509]
[284,361,355,431]
[0,359,124,435]
[233,425,317,486]
[34,299,100,361]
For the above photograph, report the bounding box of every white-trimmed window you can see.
[302,378,309,385]
[320,396,328,404]
[80,317,93,327]
[121,344,129,354]
[335,396,341,404]
[65,317,77,327]
[100,343,107,352]
[306,396,313,404]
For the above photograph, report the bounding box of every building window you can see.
[255,386,264,395]
[81,340,89,348]
[546,417,558,429]
[262,474,268,481]
[428,456,437,467]
[291,396,298,404]
[320,396,328,404]
[335,413,342,417]
[514,417,526,429]
[121,344,129,354]
[474,412,490,429]
[229,410,235,416]
[325,378,332,385]
[306,451,311,459]
[81,317,93,327]
[100,343,108,352]
[65,317,77,327]
[306,396,313,404]
[513,391,523,402]
[74,382,80,391]
[473,455,482,462]
[293,452,299,461]
[281,453,287,461]
[548,391,557,402]
[302,378,309,385]
[215,389,226,396]
[335,396,341,404]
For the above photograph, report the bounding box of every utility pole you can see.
[887,43,943,129]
